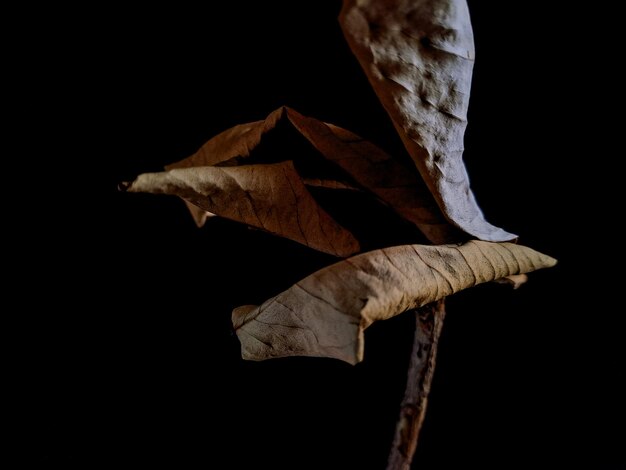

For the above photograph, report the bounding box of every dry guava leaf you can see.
[339,0,516,242]
[232,240,556,364]
[121,161,360,257]
[167,106,462,244]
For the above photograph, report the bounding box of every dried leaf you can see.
[339,0,516,242]
[232,241,556,364]
[122,161,360,257]
[167,106,462,244]
[183,199,216,228]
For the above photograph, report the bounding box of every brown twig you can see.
[386,300,446,470]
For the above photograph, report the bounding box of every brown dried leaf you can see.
[167,106,462,244]
[122,161,360,257]
[233,241,556,364]
[339,0,516,242]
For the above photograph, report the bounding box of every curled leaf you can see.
[339,0,516,242]
[233,241,556,364]
[122,161,360,257]
[167,106,462,244]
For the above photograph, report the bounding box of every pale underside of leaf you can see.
[124,161,360,257]
[233,240,556,364]
[167,106,462,244]
[339,0,516,242]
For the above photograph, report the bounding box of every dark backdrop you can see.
[21,1,623,468]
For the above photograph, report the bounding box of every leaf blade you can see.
[339,0,516,241]
[124,161,360,257]
[233,241,556,364]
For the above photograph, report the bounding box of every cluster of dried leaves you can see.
[122,2,556,467]
[121,0,556,365]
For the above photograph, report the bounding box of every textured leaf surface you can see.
[339,0,516,242]
[123,161,360,257]
[233,241,556,364]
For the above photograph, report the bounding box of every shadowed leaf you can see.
[167,106,463,244]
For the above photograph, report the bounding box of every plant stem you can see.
[386,300,446,470]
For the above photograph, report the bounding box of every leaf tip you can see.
[540,254,558,269]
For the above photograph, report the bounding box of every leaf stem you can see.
[386,300,446,470]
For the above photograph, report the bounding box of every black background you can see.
[19,1,623,468]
